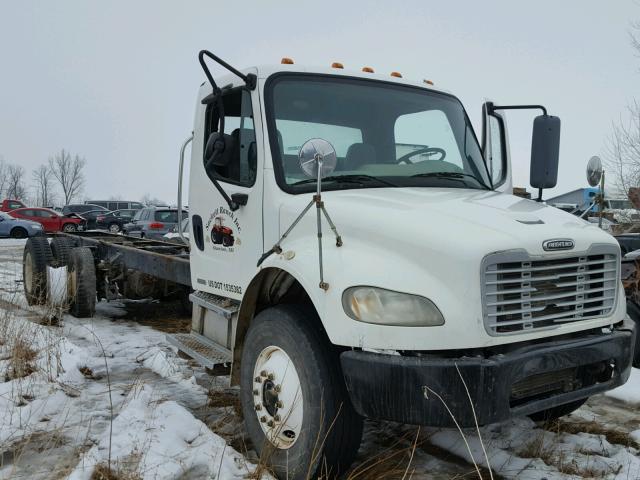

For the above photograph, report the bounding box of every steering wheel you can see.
[396,147,446,165]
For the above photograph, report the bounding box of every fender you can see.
[231,260,321,385]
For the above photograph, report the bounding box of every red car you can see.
[9,207,85,233]
[1,199,26,212]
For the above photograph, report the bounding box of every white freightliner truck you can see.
[22,51,638,479]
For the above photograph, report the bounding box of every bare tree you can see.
[48,149,86,205]
[605,101,640,194]
[140,193,167,206]
[631,19,640,62]
[32,164,57,207]
[6,164,27,200]
[605,20,640,195]
[0,157,7,199]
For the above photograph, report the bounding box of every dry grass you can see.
[119,300,191,333]
[517,425,624,478]
[207,388,242,416]
[91,463,142,480]
[4,336,37,381]
[547,418,640,449]
[344,429,421,480]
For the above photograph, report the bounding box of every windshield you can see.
[266,75,491,193]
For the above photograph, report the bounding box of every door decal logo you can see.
[205,206,242,252]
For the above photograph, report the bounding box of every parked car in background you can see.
[95,209,137,233]
[85,200,144,211]
[80,209,110,230]
[0,212,43,238]
[1,199,26,212]
[163,217,190,243]
[123,207,187,240]
[9,207,85,233]
[62,203,108,215]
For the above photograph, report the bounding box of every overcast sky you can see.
[1,1,638,204]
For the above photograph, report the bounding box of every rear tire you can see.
[10,227,28,239]
[529,398,588,422]
[50,236,76,267]
[62,223,77,233]
[240,305,363,479]
[23,237,53,305]
[67,247,96,318]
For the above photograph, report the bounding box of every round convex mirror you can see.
[298,138,337,178]
[586,156,603,187]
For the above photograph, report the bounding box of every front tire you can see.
[240,305,363,479]
[108,223,121,233]
[62,223,77,233]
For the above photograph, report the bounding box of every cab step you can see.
[190,291,239,317]
[167,332,232,369]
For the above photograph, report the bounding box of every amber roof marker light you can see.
[362,67,374,73]
[281,57,294,64]
[424,79,434,85]
[331,62,344,69]
[390,71,402,78]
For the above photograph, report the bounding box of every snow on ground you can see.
[68,385,252,480]
[0,240,268,479]
[428,417,640,479]
[607,369,640,405]
[1,238,640,480]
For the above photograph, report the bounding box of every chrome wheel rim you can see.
[109,224,120,233]
[252,345,303,449]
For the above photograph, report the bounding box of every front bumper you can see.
[341,322,636,428]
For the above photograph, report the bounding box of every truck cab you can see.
[179,55,636,479]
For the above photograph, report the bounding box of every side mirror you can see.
[530,115,561,189]
[204,132,232,167]
[586,156,603,187]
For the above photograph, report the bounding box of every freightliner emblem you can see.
[542,239,575,251]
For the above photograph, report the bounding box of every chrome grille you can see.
[482,246,618,335]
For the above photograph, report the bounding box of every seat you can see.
[344,143,376,171]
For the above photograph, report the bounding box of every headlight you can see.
[342,286,444,327]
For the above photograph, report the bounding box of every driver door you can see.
[189,74,264,301]
[482,101,512,193]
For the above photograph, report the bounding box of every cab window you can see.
[276,120,362,183]
[394,110,464,169]
[204,89,257,187]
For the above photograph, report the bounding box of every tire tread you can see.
[68,247,96,318]
[23,237,53,305]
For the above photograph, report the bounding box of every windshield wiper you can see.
[411,172,490,189]
[292,174,398,188]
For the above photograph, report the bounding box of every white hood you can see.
[277,187,623,350]
[316,187,615,258]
